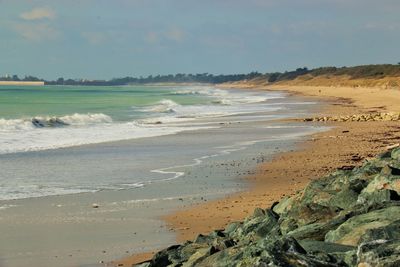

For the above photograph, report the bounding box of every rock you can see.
[358,220,400,244]
[299,240,355,254]
[31,117,69,128]
[272,197,293,215]
[391,147,400,161]
[181,247,211,267]
[229,208,279,242]
[356,239,400,267]
[357,166,400,205]
[287,213,350,241]
[325,206,400,246]
[303,112,400,123]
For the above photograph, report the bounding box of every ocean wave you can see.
[0,113,112,131]
[0,185,94,201]
[140,99,180,113]
[0,119,208,154]
[171,87,228,97]
[0,118,34,131]
[170,90,202,95]
[137,116,195,125]
[211,99,233,105]
[0,88,288,154]
[212,95,282,106]
[60,113,112,125]
[234,96,269,103]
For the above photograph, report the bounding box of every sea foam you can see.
[0,87,286,154]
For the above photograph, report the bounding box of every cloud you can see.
[165,28,185,42]
[20,7,56,21]
[144,28,185,44]
[81,32,107,45]
[364,22,400,31]
[145,31,159,44]
[14,23,60,42]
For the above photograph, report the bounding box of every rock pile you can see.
[304,112,400,122]
[136,147,400,267]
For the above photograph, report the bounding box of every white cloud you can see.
[14,23,60,42]
[365,22,400,31]
[145,31,159,44]
[165,28,184,42]
[20,7,56,21]
[145,28,185,44]
[81,32,107,45]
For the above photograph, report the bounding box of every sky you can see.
[1,0,400,80]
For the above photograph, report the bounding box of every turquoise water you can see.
[0,84,321,202]
[0,85,284,155]
[0,85,210,121]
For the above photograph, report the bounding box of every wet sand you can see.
[113,85,400,266]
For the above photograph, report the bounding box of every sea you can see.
[0,84,318,201]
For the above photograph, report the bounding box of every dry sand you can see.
[111,84,400,266]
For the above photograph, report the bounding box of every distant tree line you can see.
[45,72,263,86]
[0,75,44,82]
[264,64,400,83]
[2,64,400,86]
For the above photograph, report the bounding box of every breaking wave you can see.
[170,87,228,97]
[0,87,291,154]
[60,113,112,125]
[140,99,180,113]
[0,113,113,131]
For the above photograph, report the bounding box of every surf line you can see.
[149,128,325,184]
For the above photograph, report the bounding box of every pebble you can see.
[304,112,400,123]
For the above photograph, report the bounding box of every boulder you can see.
[325,206,400,246]
[356,239,400,267]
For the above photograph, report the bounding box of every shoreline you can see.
[1,86,318,267]
[112,84,400,266]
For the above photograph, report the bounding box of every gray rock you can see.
[325,206,400,246]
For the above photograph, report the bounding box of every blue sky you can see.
[1,0,400,80]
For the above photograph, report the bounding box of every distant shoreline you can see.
[0,81,44,86]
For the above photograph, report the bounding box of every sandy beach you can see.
[113,84,400,266]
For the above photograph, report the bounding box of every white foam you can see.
[0,120,209,155]
[60,113,112,125]
[0,88,287,155]
[135,91,283,125]
[137,116,195,124]
[172,87,283,106]
[0,185,93,201]
[0,113,112,132]
[0,118,34,131]
[0,204,18,210]
[171,87,228,97]
[140,99,180,113]
[211,99,233,105]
